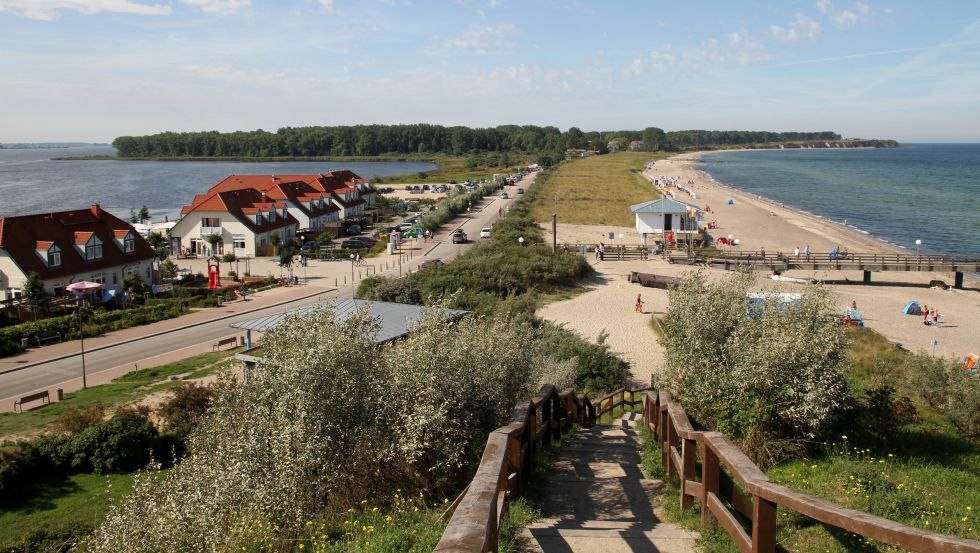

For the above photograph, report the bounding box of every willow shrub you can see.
[661,271,850,466]
[86,304,579,552]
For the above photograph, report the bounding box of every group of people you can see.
[793,245,812,259]
[594,242,605,261]
[922,304,943,326]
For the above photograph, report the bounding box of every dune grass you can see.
[528,152,670,227]
[0,349,237,440]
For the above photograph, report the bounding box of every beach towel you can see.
[901,301,922,315]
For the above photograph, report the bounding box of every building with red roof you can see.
[171,171,374,257]
[0,204,155,301]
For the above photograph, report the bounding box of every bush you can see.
[905,353,980,438]
[661,271,850,465]
[53,403,106,434]
[157,383,213,440]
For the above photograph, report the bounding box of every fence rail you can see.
[434,385,653,552]
[644,390,980,553]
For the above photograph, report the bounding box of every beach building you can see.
[230,298,468,372]
[172,171,374,257]
[0,204,156,302]
[630,198,703,245]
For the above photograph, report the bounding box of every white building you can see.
[630,198,703,244]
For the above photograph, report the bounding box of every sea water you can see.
[697,144,980,257]
[0,145,437,221]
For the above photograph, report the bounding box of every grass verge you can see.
[0,349,237,439]
[379,154,534,184]
[0,472,135,551]
[528,152,671,227]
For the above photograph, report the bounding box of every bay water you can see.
[0,145,437,221]
[697,144,980,257]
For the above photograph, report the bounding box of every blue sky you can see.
[1,0,978,142]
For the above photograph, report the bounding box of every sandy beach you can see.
[537,152,979,384]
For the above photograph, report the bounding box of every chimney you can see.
[90,204,101,217]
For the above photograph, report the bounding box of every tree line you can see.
[111,125,842,159]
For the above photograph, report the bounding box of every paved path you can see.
[521,412,697,552]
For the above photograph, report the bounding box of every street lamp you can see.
[915,239,922,259]
[349,253,356,297]
[518,236,525,247]
[76,299,87,389]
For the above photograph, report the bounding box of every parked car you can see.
[517,188,524,194]
[419,259,443,270]
[354,236,379,246]
[422,184,430,191]
[301,241,320,251]
[500,192,509,199]
[451,230,467,244]
[480,227,491,239]
[340,239,369,249]
[345,225,362,236]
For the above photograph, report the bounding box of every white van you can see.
[480,227,491,239]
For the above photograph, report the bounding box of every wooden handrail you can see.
[434,384,600,552]
[643,391,980,553]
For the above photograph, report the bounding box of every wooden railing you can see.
[644,390,980,553]
[434,385,650,552]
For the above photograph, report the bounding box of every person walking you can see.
[803,244,811,260]
[794,246,800,258]
[635,294,644,313]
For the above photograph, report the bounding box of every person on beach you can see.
[594,244,600,261]
[635,294,644,313]
[598,243,605,261]
[794,246,800,258]
[851,300,858,310]
[804,244,811,260]
[932,308,940,326]
[923,305,930,325]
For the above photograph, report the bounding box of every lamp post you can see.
[915,239,922,260]
[349,253,356,297]
[518,236,525,247]
[76,299,87,389]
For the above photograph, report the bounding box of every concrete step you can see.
[538,478,665,522]
[520,525,699,553]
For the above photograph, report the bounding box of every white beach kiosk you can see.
[629,198,703,247]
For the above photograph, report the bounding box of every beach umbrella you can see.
[66,281,102,295]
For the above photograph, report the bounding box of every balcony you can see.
[200,226,222,238]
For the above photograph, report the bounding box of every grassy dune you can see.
[528,152,671,227]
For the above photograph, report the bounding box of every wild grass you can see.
[0,349,237,439]
[0,472,135,551]
[527,152,671,227]
[379,154,534,184]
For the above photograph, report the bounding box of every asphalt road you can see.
[0,174,532,401]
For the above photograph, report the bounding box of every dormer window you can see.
[268,210,276,222]
[48,244,62,267]
[86,236,103,260]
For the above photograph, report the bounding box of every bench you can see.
[213,336,238,351]
[33,331,61,347]
[14,390,50,412]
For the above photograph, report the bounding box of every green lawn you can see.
[528,152,670,227]
[380,154,535,184]
[0,472,134,550]
[0,349,237,440]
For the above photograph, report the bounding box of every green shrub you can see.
[3,520,93,553]
[661,271,850,466]
[53,403,106,434]
[64,406,158,474]
[157,383,213,440]
[904,353,980,438]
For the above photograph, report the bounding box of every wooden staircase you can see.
[520,412,698,552]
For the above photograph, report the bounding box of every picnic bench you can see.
[14,390,50,412]
[33,331,61,347]
[213,336,238,351]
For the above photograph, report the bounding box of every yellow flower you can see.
[841,435,848,440]
[371,507,379,513]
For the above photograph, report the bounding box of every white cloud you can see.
[815,0,874,27]
[0,0,170,20]
[771,14,822,42]
[179,0,250,13]
[816,0,833,14]
[316,0,335,14]
[628,30,772,77]
[426,23,517,56]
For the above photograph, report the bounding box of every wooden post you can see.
[752,495,777,553]
[660,408,669,470]
[702,445,720,526]
[681,437,696,509]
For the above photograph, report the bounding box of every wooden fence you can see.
[645,389,980,553]
[433,385,646,552]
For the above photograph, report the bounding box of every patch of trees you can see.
[111,124,848,159]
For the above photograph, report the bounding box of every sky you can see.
[1,0,978,143]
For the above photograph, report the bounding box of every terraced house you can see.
[171,170,374,257]
[0,204,155,302]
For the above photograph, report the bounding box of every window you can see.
[124,234,135,253]
[201,217,220,227]
[86,236,103,260]
[112,273,118,285]
[48,244,62,267]
[268,210,276,222]
[90,273,104,284]
[233,236,246,250]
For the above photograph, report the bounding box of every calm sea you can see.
[697,144,980,257]
[0,145,437,221]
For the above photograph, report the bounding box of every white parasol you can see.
[66,281,103,295]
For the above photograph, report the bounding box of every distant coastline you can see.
[51,154,434,162]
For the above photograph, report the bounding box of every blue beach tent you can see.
[902,301,922,315]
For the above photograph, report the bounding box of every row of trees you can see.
[111,125,842,159]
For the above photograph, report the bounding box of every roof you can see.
[180,188,299,233]
[230,298,468,344]
[0,204,155,280]
[630,198,703,214]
